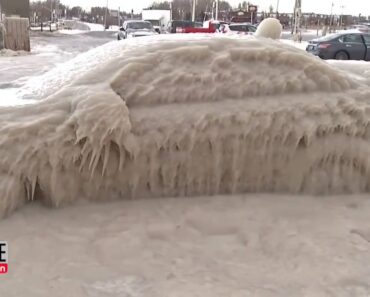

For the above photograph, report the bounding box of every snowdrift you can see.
[0,49,30,57]
[1,35,370,217]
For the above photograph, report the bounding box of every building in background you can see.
[230,5,258,24]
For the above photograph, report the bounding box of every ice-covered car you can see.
[2,33,369,218]
[221,23,257,35]
[117,20,158,40]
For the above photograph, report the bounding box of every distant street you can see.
[0,30,116,90]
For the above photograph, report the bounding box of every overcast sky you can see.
[39,0,370,16]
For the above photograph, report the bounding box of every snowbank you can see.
[328,60,370,86]
[83,22,118,31]
[1,34,370,217]
[83,22,105,31]
[0,49,30,57]
[58,29,89,35]
[0,89,35,106]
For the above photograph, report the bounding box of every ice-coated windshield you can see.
[146,20,160,26]
[128,22,153,30]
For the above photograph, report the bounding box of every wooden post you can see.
[0,23,4,50]
[4,17,30,52]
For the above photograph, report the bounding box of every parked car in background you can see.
[306,32,370,60]
[221,23,257,35]
[142,9,171,34]
[117,20,158,40]
[359,23,370,29]
[166,20,203,33]
[345,25,370,33]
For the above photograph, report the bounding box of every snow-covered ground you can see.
[282,29,320,41]
[1,194,370,297]
[0,30,115,105]
[84,22,120,32]
[84,22,105,31]
[0,49,30,57]
[280,39,308,51]
[59,29,90,35]
[1,33,370,296]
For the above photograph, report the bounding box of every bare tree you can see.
[149,0,231,21]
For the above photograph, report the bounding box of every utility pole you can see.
[192,0,196,22]
[215,0,219,20]
[104,0,108,30]
[276,0,280,14]
[50,0,53,22]
[329,2,334,30]
[58,0,60,20]
[170,2,173,20]
[339,5,344,29]
[292,0,302,41]
[118,7,120,27]
[55,0,59,20]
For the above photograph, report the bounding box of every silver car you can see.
[117,20,158,40]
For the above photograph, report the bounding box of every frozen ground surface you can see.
[59,29,90,35]
[1,33,370,296]
[282,29,320,41]
[84,22,120,32]
[1,194,370,297]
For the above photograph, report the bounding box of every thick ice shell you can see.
[1,35,370,217]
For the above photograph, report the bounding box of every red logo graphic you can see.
[0,242,8,274]
[0,264,8,274]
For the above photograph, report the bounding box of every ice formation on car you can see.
[1,34,370,217]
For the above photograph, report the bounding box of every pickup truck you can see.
[170,21,216,34]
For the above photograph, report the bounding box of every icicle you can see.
[102,141,111,177]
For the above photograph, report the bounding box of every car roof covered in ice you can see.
[229,22,254,26]
[124,20,151,23]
